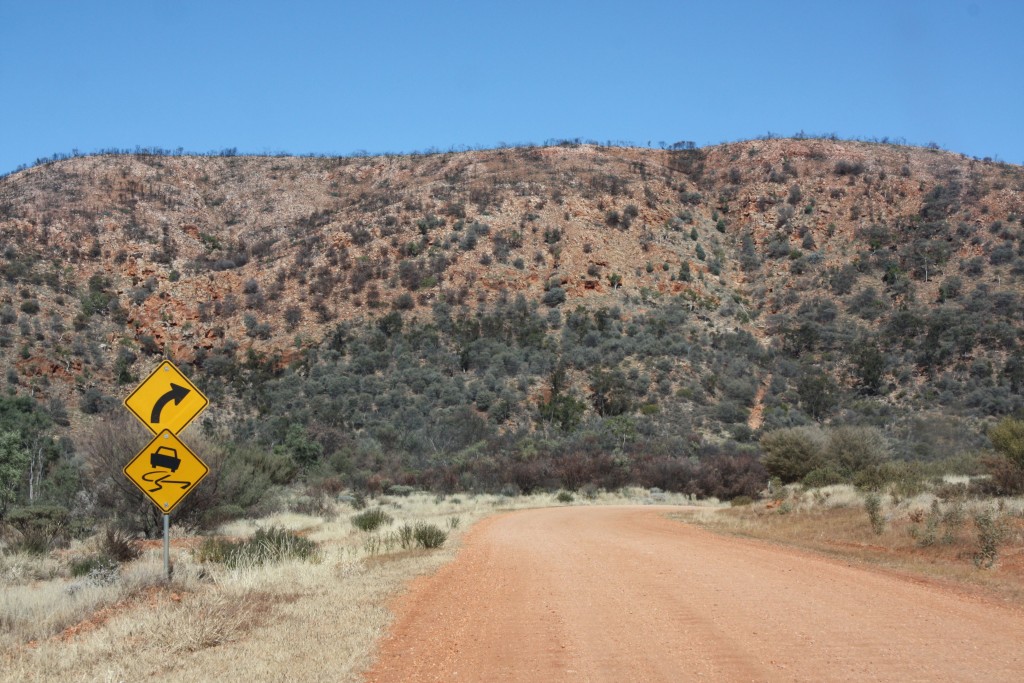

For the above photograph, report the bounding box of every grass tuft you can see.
[196,527,320,568]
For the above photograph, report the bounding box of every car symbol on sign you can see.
[150,446,181,472]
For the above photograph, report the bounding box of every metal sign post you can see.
[163,513,170,581]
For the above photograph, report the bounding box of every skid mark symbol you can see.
[142,471,192,492]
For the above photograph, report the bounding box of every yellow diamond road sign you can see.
[124,360,208,435]
[124,430,209,513]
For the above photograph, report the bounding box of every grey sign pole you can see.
[163,513,170,581]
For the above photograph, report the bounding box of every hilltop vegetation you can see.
[1,137,1023,532]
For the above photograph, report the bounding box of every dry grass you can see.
[0,552,62,585]
[675,484,1024,603]
[1,561,164,648]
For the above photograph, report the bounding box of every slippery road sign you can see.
[124,360,208,435]
[123,430,209,513]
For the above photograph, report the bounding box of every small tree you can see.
[984,418,1024,495]
[796,369,837,420]
[0,430,29,519]
[825,426,890,482]
[989,417,1024,468]
[852,341,886,394]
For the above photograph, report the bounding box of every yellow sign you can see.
[124,360,208,435]
[123,430,210,513]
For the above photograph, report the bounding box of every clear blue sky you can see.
[2,0,1022,174]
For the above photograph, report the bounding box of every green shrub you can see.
[0,431,30,518]
[912,498,968,548]
[864,493,884,534]
[760,427,826,483]
[973,509,1008,569]
[4,505,70,554]
[987,417,1024,491]
[351,508,393,532]
[195,537,236,564]
[802,466,844,489]
[386,485,416,497]
[200,504,246,528]
[911,499,941,547]
[730,495,754,507]
[826,426,890,480]
[196,527,319,567]
[989,417,1024,468]
[542,287,566,307]
[556,491,574,504]
[70,554,118,578]
[413,522,447,549]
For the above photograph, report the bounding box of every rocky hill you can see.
[1,138,1023,507]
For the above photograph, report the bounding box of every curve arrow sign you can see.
[150,384,191,424]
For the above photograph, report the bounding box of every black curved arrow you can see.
[150,383,190,423]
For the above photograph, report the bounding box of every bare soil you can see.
[365,506,1024,682]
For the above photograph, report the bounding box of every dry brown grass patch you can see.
[674,486,1024,603]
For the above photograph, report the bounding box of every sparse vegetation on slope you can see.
[0,138,1022,535]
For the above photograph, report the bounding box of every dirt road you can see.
[364,506,1024,682]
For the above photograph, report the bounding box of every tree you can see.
[852,341,886,394]
[1004,352,1024,394]
[538,394,586,433]
[796,368,837,420]
[80,415,164,536]
[589,368,633,417]
[0,396,56,509]
[278,424,324,470]
[0,430,29,519]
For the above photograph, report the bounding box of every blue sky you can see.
[2,0,1022,174]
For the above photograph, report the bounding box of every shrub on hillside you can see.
[834,159,865,176]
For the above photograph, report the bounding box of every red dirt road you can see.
[365,506,1024,682]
